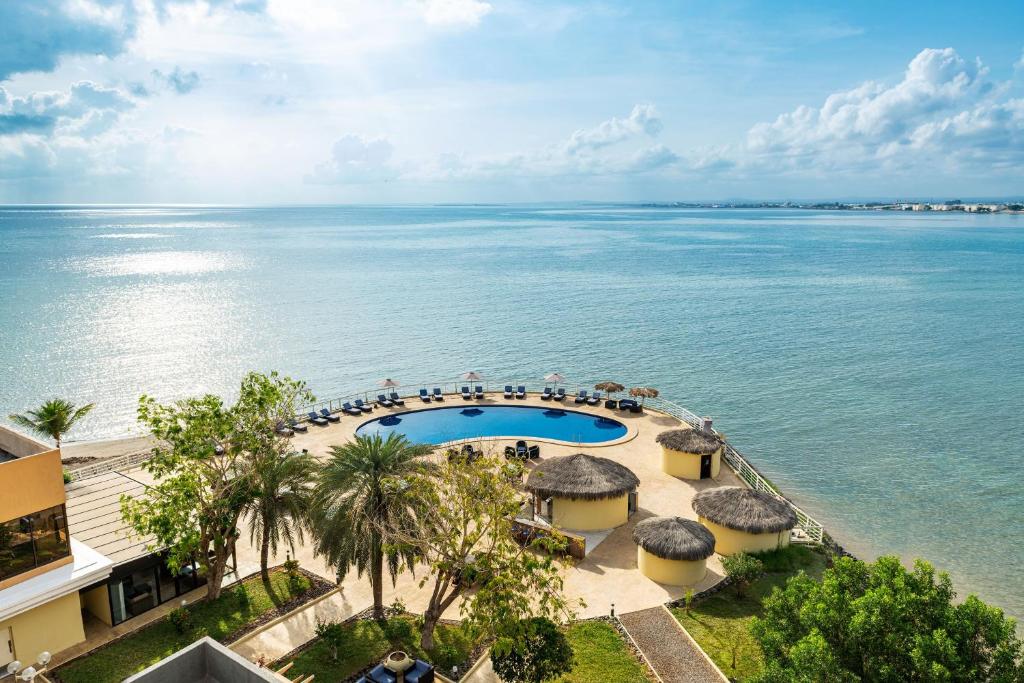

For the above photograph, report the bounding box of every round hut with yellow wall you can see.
[633,516,716,587]
[525,453,639,532]
[692,487,797,555]
[655,428,723,480]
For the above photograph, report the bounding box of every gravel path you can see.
[618,606,726,683]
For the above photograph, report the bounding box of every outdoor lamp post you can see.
[7,651,52,682]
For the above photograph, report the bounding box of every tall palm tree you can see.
[243,449,317,584]
[9,399,95,447]
[310,433,434,620]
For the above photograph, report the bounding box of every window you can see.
[0,504,71,582]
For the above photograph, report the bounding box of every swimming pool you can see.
[354,405,628,444]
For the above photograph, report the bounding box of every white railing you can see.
[66,449,153,482]
[302,379,827,545]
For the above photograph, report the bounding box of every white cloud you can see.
[412,0,492,27]
[564,104,663,153]
[737,47,1023,176]
[306,134,397,183]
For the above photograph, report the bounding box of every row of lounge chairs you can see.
[419,388,446,402]
[461,385,486,399]
[503,385,527,399]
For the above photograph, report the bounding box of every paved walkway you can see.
[618,607,726,683]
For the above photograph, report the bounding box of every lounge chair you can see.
[541,387,553,400]
[504,445,517,459]
[319,408,341,423]
[553,388,566,401]
[618,398,636,410]
[474,385,484,399]
[461,386,472,400]
[389,392,405,406]
[288,418,308,433]
[588,391,602,406]
[574,390,588,404]
[419,389,432,403]
[353,399,373,413]
[404,659,435,683]
[432,388,445,401]
[516,440,528,459]
[504,385,514,399]
[307,411,328,426]
[516,385,526,399]
[528,444,540,459]
[341,402,362,416]
[377,394,394,408]
[275,420,294,437]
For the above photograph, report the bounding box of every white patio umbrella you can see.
[461,371,484,381]
[544,373,566,384]
[377,378,400,388]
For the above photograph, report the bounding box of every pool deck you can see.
[289,391,742,619]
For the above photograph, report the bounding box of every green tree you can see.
[491,617,574,683]
[722,552,764,598]
[243,449,316,585]
[9,398,94,447]
[750,555,1024,682]
[122,371,312,600]
[310,433,434,620]
[403,455,576,650]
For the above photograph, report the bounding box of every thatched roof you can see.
[526,453,639,501]
[692,487,797,533]
[632,516,715,561]
[656,428,722,455]
[595,381,625,393]
[629,386,659,398]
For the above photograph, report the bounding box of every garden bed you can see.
[670,545,827,681]
[273,610,479,683]
[54,566,333,683]
[553,618,654,682]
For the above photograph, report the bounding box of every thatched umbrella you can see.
[629,386,659,406]
[692,487,797,534]
[632,517,715,561]
[525,453,639,501]
[594,381,625,399]
[656,428,722,454]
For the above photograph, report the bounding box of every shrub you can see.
[722,552,764,598]
[314,618,346,661]
[63,469,73,484]
[683,588,695,613]
[491,617,574,683]
[167,605,192,634]
[284,558,309,596]
[234,585,250,608]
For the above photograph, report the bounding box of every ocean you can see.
[2,204,1022,619]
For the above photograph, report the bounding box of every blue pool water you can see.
[354,405,627,444]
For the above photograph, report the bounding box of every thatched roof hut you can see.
[595,381,625,394]
[526,453,639,501]
[632,517,715,561]
[656,428,722,455]
[692,487,797,533]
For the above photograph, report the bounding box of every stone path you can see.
[618,606,726,683]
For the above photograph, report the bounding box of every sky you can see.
[0,0,1022,204]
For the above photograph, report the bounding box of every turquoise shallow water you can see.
[1,205,1022,619]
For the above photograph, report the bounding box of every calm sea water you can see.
[2,205,1022,619]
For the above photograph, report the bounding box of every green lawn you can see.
[554,620,652,683]
[280,615,476,681]
[57,570,306,683]
[671,545,827,682]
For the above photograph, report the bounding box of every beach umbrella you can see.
[377,378,401,388]
[595,381,625,398]
[629,386,659,406]
[461,371,484,381]
[544,372,566,392]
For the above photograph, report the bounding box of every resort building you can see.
[692,487,797,555]
[524,453,639,531]
[633,516,716,587]
[655,428,723,480]
[0,426,113,668]
[64,467,211,628]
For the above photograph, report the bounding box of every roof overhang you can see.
[0,537,113,622]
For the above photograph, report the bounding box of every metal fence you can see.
[302,378,827,545]
[66,449,153,482]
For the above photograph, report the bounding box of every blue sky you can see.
[0,0,1022,203]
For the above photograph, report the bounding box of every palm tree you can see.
[310,433,434,620]
[243,450,317,584]
[9,399,95,447]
